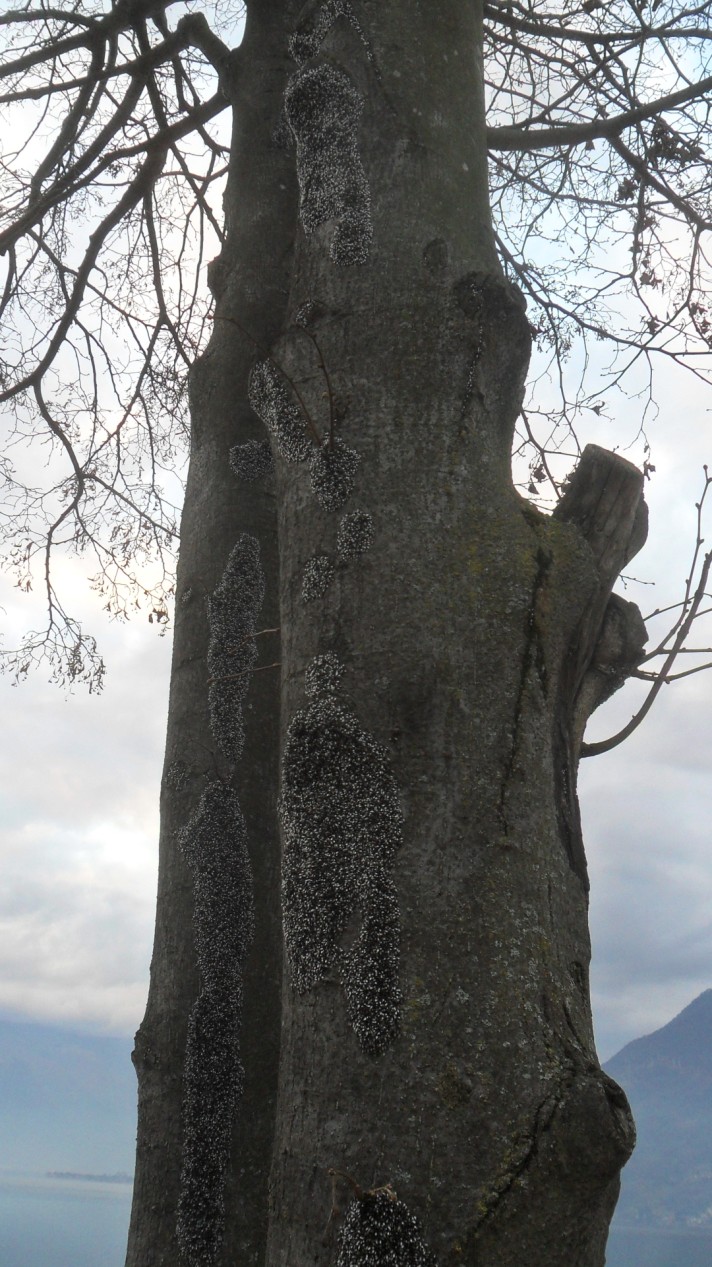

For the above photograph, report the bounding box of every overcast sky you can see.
[1,336,712,1066]
[3,0,712,1079]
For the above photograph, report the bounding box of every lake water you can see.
[0,1173,131,1267]
[607,1225,712,1267]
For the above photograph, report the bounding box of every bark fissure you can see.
[471,1078,569,1234]
[458,349,485,425]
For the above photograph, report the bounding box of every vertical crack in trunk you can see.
[471,1075,571,1235]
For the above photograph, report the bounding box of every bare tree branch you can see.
[1,0,711,723]
[488,73,712,152]
[582,549,712,756]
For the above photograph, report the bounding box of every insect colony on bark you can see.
[175,4,427,1260]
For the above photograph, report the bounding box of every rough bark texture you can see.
[126,5,301,1264]
[127,3,641,1265]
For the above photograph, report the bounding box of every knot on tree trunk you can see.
[465,1063,635,1266]
[454,271,532,428]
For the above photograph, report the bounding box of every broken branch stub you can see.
[554,444,648,585]
[554,445,648,724]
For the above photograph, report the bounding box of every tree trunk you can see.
[127,3,639,1265]
[126,4,300,1263]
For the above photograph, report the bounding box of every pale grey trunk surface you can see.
[127,3,639,1266]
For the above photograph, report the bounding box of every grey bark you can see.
[126,4,300,1263]
[127,3,640,1265]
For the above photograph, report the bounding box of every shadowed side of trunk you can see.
[125,6,300,1264]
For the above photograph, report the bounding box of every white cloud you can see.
[583,639,712,1059]
[2,353,712,1062]
[0,815,158,1033]
[0,563,169,1035]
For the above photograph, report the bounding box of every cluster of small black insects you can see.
[165,758,189,792]
[303,553,336,601]
[284,60,372,267]
[177,784,255,1265]
[238,5,442,1261]
[207,534,266,764]
[288,0,375,68]
[248,353,362,513]
[337,509,373,559]
[336,1190,436,1267]
[305,650,345,697]
[266,7,407,1064]
[280,658,403,1056]
[178,990,245,1266]
[248,359,312,463]
[176,530,267,1264]
[229,438,274,484]
[309,438,361,510]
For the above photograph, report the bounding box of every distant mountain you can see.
[606,990,712,1230]
[0,1018,136,1175]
